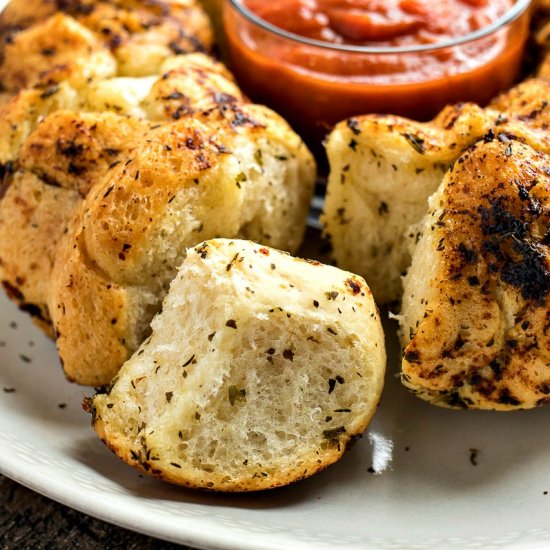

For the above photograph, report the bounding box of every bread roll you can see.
[0,0,213,92]
[51,106,315,386]
[322,78,550,304]
[0,48,316,386]
[400,139,550,410]
[89,239,386,491]
[0,54,242,331]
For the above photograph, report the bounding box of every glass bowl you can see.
[223,0,533,145]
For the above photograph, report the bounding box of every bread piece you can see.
[399,139,550,410]
[322,104,491,304]
[322,78,550,303]
[89,239,386,491]
[0,50,315,383]
[0,53,241,164]
[0,0,213,92]
[0,111,151,329]
[51,107,316,386]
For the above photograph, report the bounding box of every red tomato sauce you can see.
[243,0,512,47]
[225,0,530,147]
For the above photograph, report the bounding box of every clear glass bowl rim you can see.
[227,0,532,54]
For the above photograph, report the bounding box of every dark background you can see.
[0,474,191,549]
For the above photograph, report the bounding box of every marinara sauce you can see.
[224,0,530,144]
[242,0,513,48]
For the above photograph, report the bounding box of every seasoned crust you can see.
[0,51,316,385]
[0,53,242,167]
[90,239,386,491]
[51,111,316,385]
[0,0,213,92]
[142,55,244,120]
[400,139,550,410]
[0,171,81,335]
[321,102,491,304]
[19,111,150,196]
[0,13,116,92]
[322,78,550,303]
[0,111,152,336]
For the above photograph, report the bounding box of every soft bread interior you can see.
[92,239,386,491]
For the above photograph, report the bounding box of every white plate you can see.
[1,290,550,550]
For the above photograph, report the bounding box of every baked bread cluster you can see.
[6,0,548,495]
[0,0,213,94]
[0,0,391,491]
[0,2,317,387]
[322,78,550,304]
[89,239,386,491]
[323,78,550,410]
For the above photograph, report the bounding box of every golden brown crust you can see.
[0,0,213,92]
[51,110,315,385]
[0,13,115,92]
[80,121,229,283]
[0,111,150,336]
[488,79,550,151]
[0,84,79,164]
[93,417,354,492]
[53,227,133,384]
[19,111,149,195]
[0,171,80,335]
[401,139,550,410]
[144,56,243,119]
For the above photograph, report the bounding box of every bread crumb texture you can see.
[91,239,386,491]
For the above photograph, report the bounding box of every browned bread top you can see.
[0,0,213,92]
[400,138,550,410]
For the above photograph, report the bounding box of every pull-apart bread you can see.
[322,78,550,303]
[51,103,315,386]
[89,239,386,491]
[399,138,550,410]
[0,0,213,94]
[0,5,316,386]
